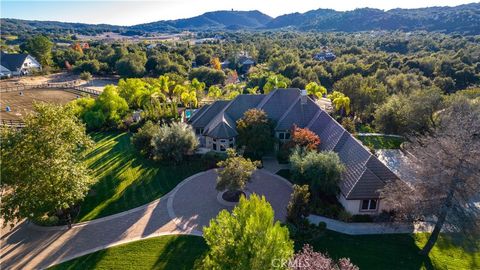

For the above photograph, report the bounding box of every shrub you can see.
[292,244,358,270]
[203,151,227,169]
[131,121,160,157]
[351,214,374,223]
[341,117,356,134]
[79,71,92,81]
[151,122,198,163]
[202,195,294,270]
[286,184,311,224]
[286,125,321,151]
[338,209,353,222]
[236,109,274,158]
[34,215,59,226]
[290,147,345,196]
[216,149,260,192]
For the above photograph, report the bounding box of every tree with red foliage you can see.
[291,244,358,270]
[288,125,321,151]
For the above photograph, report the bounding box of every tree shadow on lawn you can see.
[77,131,208,222]
[50,235,207,270]
[297,230,435,270]
[153,236,207,270]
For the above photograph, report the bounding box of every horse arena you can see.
[0,89,80,122]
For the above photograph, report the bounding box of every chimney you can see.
[300,89,307,105]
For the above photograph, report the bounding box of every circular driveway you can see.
[168,169,293,232]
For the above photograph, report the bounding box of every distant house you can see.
[0,52,42,77]
[314,51,336,62]
[189,89,399,215]
[238,55,255,74]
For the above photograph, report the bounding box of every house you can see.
[188,89,399,215]
[314,51,336,62]
[0,52,42,77]
[238,56,255,73]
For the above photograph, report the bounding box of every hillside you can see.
[132,10,272,31]
[267,3,480,34]
[1,3,479,35]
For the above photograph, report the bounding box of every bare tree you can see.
[381,98,480,256]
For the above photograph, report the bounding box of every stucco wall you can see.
[338,194,389,215]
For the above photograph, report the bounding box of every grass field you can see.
[77,131,209,222]
[300,231,479,270]
[0,89,79,121]
[356,135,404,149]
[50,235,207,270]
[50,231,479,270]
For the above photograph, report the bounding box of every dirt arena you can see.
[0,89,80,121]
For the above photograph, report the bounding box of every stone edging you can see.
[216,190,252,207]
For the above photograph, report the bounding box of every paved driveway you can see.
[170,169,293,232]
[0,169,292,270]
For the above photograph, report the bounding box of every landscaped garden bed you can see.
[355,135,405,150]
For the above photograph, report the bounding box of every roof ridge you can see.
[275,96,301,130]
[344,167,367,198]
[189,104,210,125]
[306,108,323,129]
[256,90,277,109]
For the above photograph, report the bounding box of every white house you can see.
[0,52,42,77]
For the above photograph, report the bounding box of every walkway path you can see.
[308,215,436,235]
[0,169,293,270]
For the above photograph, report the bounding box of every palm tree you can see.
[138,83,166,109]
[263,75,288,94]
[208,85,223,100]
[158,75,176,101]
[305,82,327,99]
[328,91,351,116]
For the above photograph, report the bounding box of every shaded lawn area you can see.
[356,135,404,149]
[50,235,207,270]
[299,231,479,270]
[77,131,209,222]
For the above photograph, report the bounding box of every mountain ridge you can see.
[1,3,479,35]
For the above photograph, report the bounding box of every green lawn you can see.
[300,231,479,270]
[77,131,209,222]
[50,235,207,270]
[50,232,478,270]
[356,135,404,149]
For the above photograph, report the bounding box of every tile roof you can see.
[191,88,399,199]
[189,100,230,128]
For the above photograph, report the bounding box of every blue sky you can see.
[1,0,476,26]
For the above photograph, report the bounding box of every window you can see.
[213,138,217,142]
[229,138,234,142]
[220,139,226,143]
[229,143,234,148]
[278,132,291,140]
[360,199,378,211]
[220,145,226,152]
[212,143,217,151]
